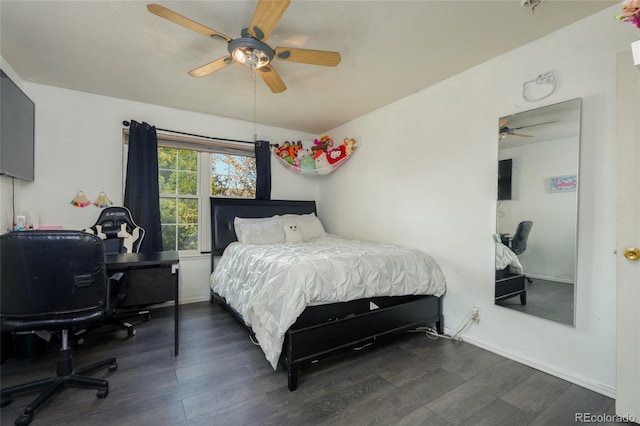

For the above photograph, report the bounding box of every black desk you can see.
[106,251,180,356]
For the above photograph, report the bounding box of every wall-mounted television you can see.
[1,69,35,182]
[498,159,512,201]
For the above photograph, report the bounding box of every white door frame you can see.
[615,50,640,422]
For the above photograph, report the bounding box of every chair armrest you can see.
[109,272,124,285]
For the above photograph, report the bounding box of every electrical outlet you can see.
[472,306,480,323]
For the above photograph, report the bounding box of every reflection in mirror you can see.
[494,98,581,326]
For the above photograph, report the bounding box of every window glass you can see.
[211,154,256,198]
[159,147,199,251]
[157,146,256,252]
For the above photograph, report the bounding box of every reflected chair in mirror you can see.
[510,220,534,284]
[0,231,120,426]
[81,206,147,341]
[509,220,533,255]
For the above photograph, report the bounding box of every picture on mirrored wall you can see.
[546,175,577,193]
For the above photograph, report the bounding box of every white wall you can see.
[499,137,578,281]
[0,74,318,304]
[319,6,637,397]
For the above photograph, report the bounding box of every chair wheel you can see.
[15,414,33,426]
[97,388,109,398]
[1,395,13,407]
[127,328,136,337]
[108,362,118,372]
[143,313,151,321]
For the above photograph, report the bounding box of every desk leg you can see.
[174,268,179,356]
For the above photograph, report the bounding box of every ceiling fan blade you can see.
[274,47,341,67]
[248,0,291,41]
[188,56,234,77]
[512,120,558,130]
[147,3,232,43]
[257,65,287,93]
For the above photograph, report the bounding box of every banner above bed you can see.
[272,135,357,176]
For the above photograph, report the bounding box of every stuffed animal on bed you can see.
[283,223,303,243]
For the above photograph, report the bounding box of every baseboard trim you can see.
[180,295,210,305]
[526,273,574,284]
[145,295,211,310]
[446,328,616,399]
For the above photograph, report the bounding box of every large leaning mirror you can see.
[494,98,581,326]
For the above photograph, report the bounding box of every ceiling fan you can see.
[499,117,557,139]
[147,1,341,93]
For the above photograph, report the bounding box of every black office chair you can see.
[510,220,534,284]
[510,221,533,255]
[0,231,120,426]
[80,206,147,340]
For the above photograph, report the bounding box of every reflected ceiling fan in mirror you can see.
[498,117,558,139]
[147,1,341,93]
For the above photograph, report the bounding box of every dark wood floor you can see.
[497,278,574,325]
[1,301,617,425]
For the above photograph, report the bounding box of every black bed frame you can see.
[209,198,444,391]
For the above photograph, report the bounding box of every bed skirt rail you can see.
[283,295,443,391]
[211,290,443,392]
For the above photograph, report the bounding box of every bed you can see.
[209,198,446,391]
[495,242,526,304]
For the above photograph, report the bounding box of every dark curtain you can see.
[124,120,163,253]
[255,140,271,200]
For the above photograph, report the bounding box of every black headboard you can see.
[210,198,317,258]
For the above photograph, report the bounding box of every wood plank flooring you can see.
[1,302,618,425]
[497,278,574,325]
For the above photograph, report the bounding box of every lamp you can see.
[228,29,275,69]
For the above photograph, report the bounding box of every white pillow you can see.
[234,216,285,245]
[283,223,303,243]
[278,213,326,241]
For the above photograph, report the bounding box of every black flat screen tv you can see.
[1,69,35,182]
[498,159,512,201]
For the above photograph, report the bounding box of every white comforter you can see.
[495,242,524,274]
[211,235,447,369]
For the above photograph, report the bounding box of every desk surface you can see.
[106,251,179,268]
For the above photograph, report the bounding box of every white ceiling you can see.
[0,1,615,135]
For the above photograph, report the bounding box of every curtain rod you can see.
[122,121,278,147]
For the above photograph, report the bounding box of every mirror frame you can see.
[495,98,581,326]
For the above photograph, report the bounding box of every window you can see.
[126,130,256,253]
[211,153,256,198]
[158,147,199,251]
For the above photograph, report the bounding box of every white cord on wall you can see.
[412,310,476,342]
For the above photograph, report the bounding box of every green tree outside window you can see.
[158,146,256,252]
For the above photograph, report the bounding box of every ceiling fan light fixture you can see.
[232,46,270,68]
[228,31,275,69]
